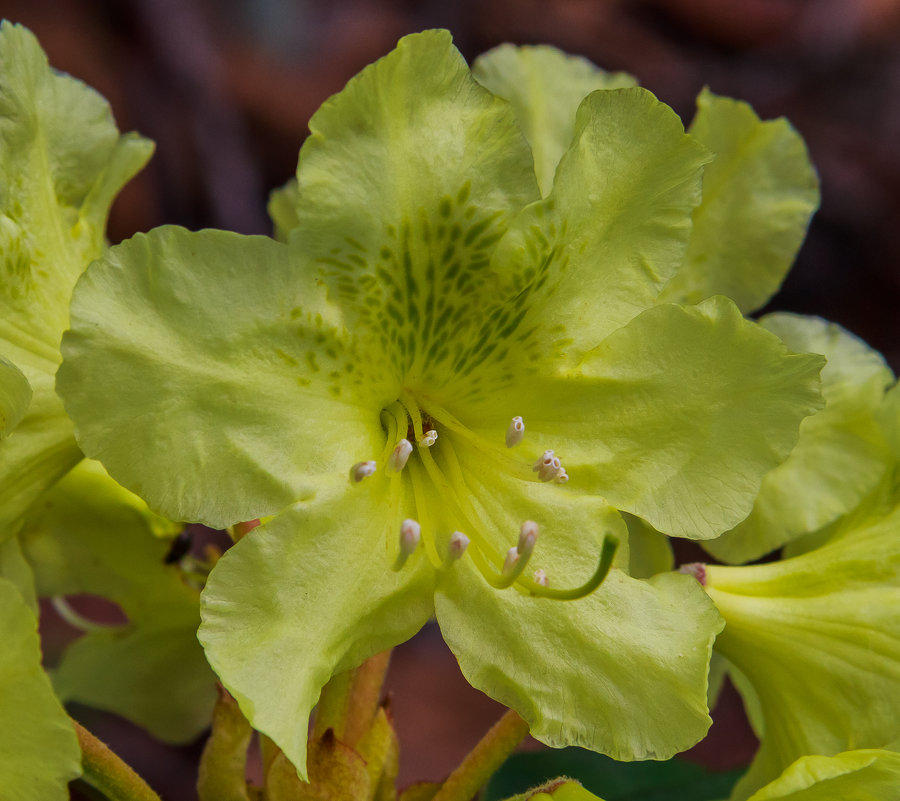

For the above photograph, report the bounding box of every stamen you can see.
[555,468,569,484]
[533,450,564,482]
[678,562,707,586]
[350,460,377,483]
[533,569,549,587]
[393,518,421,571]
[418,429,438,448]
[517,520,539,557]
[501,546,520,576]
[447,531,470,561]
[505,416,525,448]
[388,439,413,473]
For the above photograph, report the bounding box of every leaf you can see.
[0,577,82,800]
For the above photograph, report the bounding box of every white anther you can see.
[518,520,539,557]
[388,438,413,472]
[502,546,520,576]
[533,449,563,482]
[505,416,525,448]
[400,519,421,555]
[554,468,569,484]
[418,429,438,447]
[533,569,549,587]
[447,531,470,561]
[350,460,377,483]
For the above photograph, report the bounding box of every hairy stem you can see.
[432,709,530,801]
[312,650,392,747]
[74,719,162,801]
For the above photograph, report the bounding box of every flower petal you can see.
[0,355,30,437]
[703,314,894,564]
[436,562,723,761]
[487,86,712,360]
[59,226,388,527]
[198,474,436,780]
[472,44,636,196]
[661,89,819,314]
[705,506,900,798]
[289,29,540,383]
[461,296,824,540]
[0,578,82,800]
[0,21,151,535]
[746,749,900,801]
[20,459,215,743]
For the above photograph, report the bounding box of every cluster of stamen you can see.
[533,450,569,483]
[350,401,617,601]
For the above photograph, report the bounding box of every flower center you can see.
[354,391,617,600]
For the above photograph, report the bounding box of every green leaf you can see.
[746,749,900,800]
[462,296,824,540]
[0,21,152,536]
[703,314,893,564]
[20,459,216,743]
[484,749,743,801]
[660,89,819,313]
[0,577,82,799]
[197,689,253,801]
[0,534,37,612]
[472,44,636,196]
[0,354,30,436]
[704,506,900,798]
[199,474,436,780]
[59,226,388,528]
[490,87,712,360]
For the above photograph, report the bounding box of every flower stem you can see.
[73,719,162,801]
[432,709,530,801]
[312,649,392,747]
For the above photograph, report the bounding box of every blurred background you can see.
[4,0,899,797]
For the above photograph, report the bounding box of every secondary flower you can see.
[702,498,900,799]
[58,31,823,776]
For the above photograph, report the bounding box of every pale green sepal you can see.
[746,749,900,801]
[199,474,436,780]
[20,459,215,744]
[660,89,819,313]
[290,29,539,356]
[0,373,82,540]
[472,44,636,196]
[269,178,299,243]
[58,226,385,528]
[0,578,82,800]
[436,564,723,761]
[705,505,900,798]
[490,87,713,357]
[466,296,824,540]
[704,313,893,564]
[0,355,30,437]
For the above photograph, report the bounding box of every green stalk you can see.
[74,719,162,801]
[432,709,530,801]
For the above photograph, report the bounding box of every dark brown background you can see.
[5,0,898,797]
